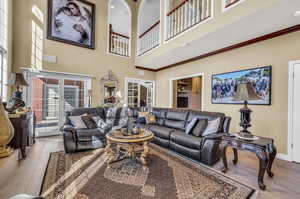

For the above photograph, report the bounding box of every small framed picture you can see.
[47,0,96,49]
[211,66,272,105]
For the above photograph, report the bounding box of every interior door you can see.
[126,78,155,108]
[292,63,300,163]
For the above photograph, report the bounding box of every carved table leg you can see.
[233,148,238,165]
[267,145,277,178]
[105,140,114,167]
[220,141,228,173]
[140,141,150,165]
[256,150,268,190]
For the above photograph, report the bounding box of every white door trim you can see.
[169,72,204,109]
[288,60,300,162]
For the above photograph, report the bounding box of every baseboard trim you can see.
[276,153,291,162]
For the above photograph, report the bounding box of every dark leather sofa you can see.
[62,107,231,166]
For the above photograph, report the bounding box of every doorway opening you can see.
[170,73,203,110]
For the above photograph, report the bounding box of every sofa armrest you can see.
[202,132,228,140]
[61,124,75,132]
[223,116,231,133]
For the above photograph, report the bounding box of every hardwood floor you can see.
[0,136,300,199]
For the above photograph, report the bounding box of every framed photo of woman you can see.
[47,0,96,49]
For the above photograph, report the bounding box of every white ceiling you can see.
[109,0,131,36]
[136,0,300,69]
[138,0,160,35]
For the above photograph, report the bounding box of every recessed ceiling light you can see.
[294,10,300,17]
[111,5,115,9]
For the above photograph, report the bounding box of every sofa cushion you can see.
[165,119,186,131]
[170,130,203,150]
[69,108,105,120]
[192,119,208,137]
[164,110,189,130]
[149,125,175,139]
[166,110,189,121]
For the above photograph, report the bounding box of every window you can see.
[0,0,8,100]
[31,21,43,69]
[31,5,44,69]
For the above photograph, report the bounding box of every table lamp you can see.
[233,82,262,139]
[5,73,28,113]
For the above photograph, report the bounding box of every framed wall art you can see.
[47,0,95,49]
[211,66,272,105]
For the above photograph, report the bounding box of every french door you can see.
[25,70,92,137]
[125,78,155,108]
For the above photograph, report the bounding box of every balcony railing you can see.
[166,0,212,40]
[138,20,160,56]
[109,24,130,57]
[224,0,240,8]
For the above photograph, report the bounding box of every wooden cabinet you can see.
[8,111,36,159]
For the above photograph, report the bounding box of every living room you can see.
[1,0,300,198]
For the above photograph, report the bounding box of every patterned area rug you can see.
[40,145,255,199]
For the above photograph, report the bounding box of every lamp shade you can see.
[233,82,261,102]
[7,73,28,87]
[116,91,122,99]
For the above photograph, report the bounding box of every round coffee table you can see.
[105,129,154,167]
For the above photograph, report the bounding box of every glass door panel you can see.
[63,79,87,122]
[27,71,92,137]
[126,79,155,108]
[31,77,60,137]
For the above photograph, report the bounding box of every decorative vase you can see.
[0,101,14,158]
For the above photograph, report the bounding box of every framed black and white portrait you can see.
[47,0,95,49]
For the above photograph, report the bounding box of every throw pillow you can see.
[81,115,97,129]
[202,118,221,136]
[69,115,87,129]
[192,119,208,137]
[92,116,111,131]
[145,112,157,124]
[185,118,199,134]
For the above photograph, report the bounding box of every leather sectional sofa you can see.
[62,107,231,166]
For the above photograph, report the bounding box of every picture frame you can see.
[47,0,96,49]
[211,66,272,105]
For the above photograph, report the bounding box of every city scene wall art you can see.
[211,66,272,105]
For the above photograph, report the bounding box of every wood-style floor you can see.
[0,136,300,199]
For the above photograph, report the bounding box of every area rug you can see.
[40,145,255,199]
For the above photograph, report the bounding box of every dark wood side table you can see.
[219,135,277,190]
[8,111,36,159]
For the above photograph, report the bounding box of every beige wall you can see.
[12,0,155,107]
[155,31,300,155]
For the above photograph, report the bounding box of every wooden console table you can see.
[219,135,277,190]
[8,111,36,159]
